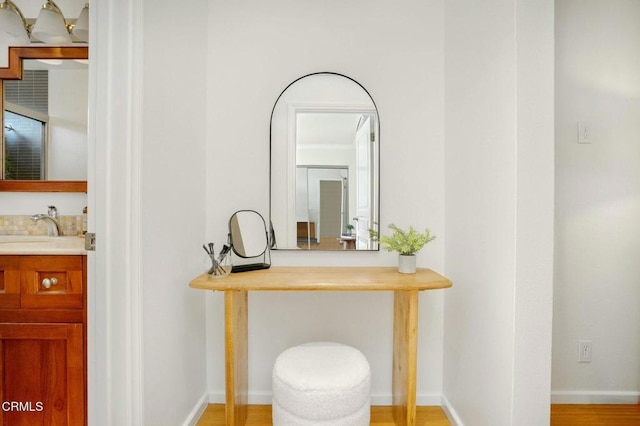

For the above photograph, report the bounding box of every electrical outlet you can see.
[578,340,592,363]
[577,122,593,144]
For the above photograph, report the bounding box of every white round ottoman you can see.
[272,342,371,426]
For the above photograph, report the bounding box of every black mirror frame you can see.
[228,209,271,273]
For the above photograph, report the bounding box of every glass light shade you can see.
[73,4,88,42]
[31,5,71,44]
[0,5,30,46]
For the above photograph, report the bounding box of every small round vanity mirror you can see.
[229,210,269,258]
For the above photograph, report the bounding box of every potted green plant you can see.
[379,224,436,273]
[345,223,355,236]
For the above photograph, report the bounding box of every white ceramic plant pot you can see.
[398,254,416,274]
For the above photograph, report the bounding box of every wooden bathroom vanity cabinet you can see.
[190,266,452,426]
[0,241,86,425]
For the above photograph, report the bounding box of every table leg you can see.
[224,290,248,426]
[392,290,419,426]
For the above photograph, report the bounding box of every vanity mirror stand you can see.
[228,210,271,273]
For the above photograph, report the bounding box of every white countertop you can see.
[0,235,87,255]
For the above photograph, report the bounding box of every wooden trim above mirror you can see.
[1,46,89,193]
[0,181,87,192]
[0,46,89,80]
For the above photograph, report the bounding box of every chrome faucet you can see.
[31,205,62,236]
[47,205,58,219]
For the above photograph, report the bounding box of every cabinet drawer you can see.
[0,257,20,309]
[20,256,84,309]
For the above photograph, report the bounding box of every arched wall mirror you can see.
[0,46,88,192]
[270,72,380,251]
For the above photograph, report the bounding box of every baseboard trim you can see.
[208,391,225,404]
[551,390,640,404]
[441,394,464,426]
[416,393,444,406]
[182,393,209,426]
[208,390,443,406]
[208,390,275,405]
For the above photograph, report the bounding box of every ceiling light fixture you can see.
[0,0,31,46]
[72,3,89,42]
[31,1,72,44]
[0,1,89,47]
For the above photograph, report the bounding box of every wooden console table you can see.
[189,267,452,426]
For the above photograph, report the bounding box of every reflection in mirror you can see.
[3,60,88,180]
[228,210,271,272]
[0,46,88,192]
[270,73,379,251]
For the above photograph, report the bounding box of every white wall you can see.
[207,0,446,405]
[553,0,640,404]
[0,192,86,215]
[49,68,88,181]
[139,0,209,424]
[86,0,211,423]
[443,0,554,425]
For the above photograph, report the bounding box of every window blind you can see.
[3,70,48,180]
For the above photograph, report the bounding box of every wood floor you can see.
[551,404,640,425]
[197,405,450,425]
[197,404,640,425]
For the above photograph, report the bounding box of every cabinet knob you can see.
[42,277,58,289]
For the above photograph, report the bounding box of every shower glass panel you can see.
[3,111,46,180]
